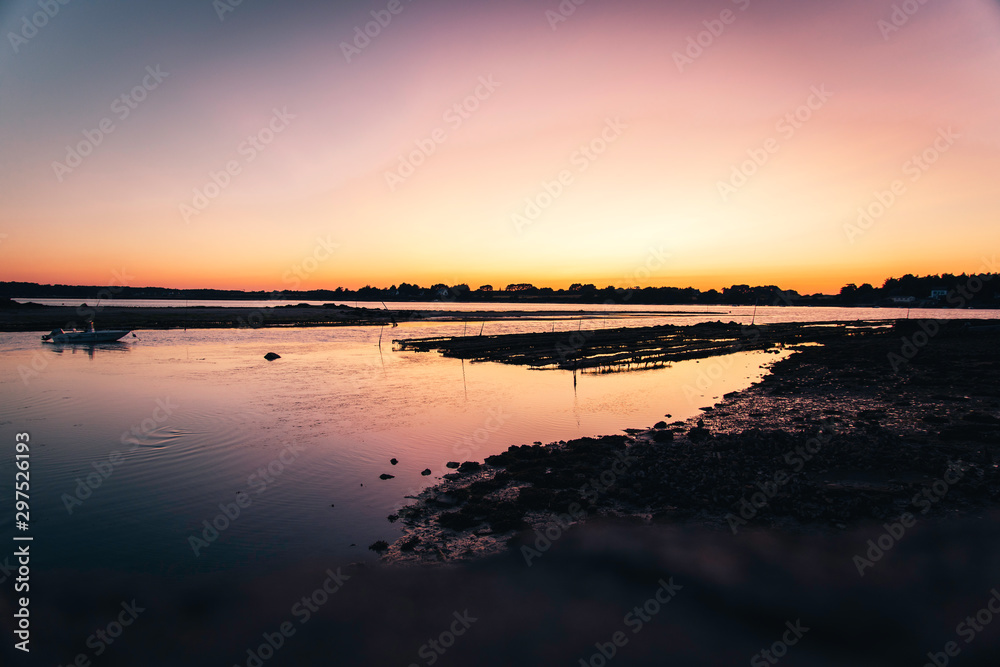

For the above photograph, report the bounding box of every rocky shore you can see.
[385,320,1000,564]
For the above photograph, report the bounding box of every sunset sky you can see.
[1,0,998,293]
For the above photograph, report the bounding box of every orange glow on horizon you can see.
[2,0,999,297]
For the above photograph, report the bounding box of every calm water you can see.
[0,318,797,579]
[0,307,993,578]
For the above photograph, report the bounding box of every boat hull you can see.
[42,330,131,343]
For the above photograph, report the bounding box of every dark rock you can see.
[399,537,420,552]
[446,462,460,469]
[458,461,481,473]
[387,514,399,523]
[390,458,398,465]
[421,469,432,476]
[516,486,557,511]
[654,421,667,429]
[439,511,480,531]
[652,430,674,443]
[379,474,395,480]
[487,503,528,533]
[688,426,711,442]
[264,352,281,361]
[368,540,388,553]
[963,411,1000,424]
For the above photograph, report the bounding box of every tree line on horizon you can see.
[2,272,997,307]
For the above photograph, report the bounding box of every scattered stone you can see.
[369,540,389,553]
[264,352,281,361]
[446,462,460,469]
[400,537,420,552]
[457,461,481,473]
[652,430,674,443]
[390,458,398,465]
[421,469,432,476]
[654,421,667,429]
[387,514,399,523]
[439,511,480,531]
[379,474,395,480]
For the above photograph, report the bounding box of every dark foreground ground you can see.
[5,517,1000,666]
[3,320,1000,665]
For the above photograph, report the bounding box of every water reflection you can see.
[0,327,788,576]
[43,341,134,359]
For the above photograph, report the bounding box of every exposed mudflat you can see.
[385,320,1000,564]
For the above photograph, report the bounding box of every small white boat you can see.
[42,326,132,343]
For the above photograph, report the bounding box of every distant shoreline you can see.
[2,300,998,333]
[0,302,707,333]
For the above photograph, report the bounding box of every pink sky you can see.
[1,0,998,292]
